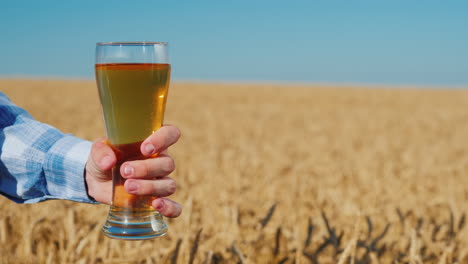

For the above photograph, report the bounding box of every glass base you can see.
[102,207,167,240]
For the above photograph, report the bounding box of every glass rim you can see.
[96,41,168,46]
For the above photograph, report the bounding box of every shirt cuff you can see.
[44,134,98,204]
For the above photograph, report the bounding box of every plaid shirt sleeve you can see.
[0,92,97,204]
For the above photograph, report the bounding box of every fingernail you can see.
[145,144,155,155]
[100,155,112,168]
[126,181,138,193]
[155,199,165,211]
[123,164,134,177]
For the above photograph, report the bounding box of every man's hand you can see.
[85,125,182,218]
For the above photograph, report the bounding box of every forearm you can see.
[44,132,95,203]
[0,92,97,204]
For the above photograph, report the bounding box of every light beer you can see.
[95,63,171,213]
[96,42,171,240]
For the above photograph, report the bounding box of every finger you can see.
[141,125,181,156]
[85,138,116,204]
[152,198,182,218]
[124,176,176,197]
[120,154,175,179]
[88,139,116,179]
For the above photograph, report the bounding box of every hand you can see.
[85,125,182,218]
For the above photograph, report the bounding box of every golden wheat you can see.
[1,79,468,263]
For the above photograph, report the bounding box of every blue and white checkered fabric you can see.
[0,92,96,204]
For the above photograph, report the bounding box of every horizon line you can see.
[0,75,467,90]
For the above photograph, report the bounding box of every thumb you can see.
[86,139,116,182]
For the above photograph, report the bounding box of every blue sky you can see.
[1,0,467,86]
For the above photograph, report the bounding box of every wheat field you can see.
[1,79,468,263]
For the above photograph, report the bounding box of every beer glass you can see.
[95,42,170,240]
